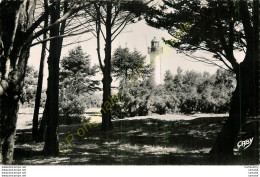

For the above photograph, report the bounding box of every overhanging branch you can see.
[31,29,93,47]
[31,3,86,41]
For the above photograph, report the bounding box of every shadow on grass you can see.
[13,115,257,165]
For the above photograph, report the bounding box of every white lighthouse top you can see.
[148,37,161,54]
[151,37,160,49]
[152,37,159,42]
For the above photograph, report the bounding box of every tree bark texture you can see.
[0,0,36,164]
[101,2,113,131]
[43,0,66,156]
[209,0,259,163]
[32,17,48,142]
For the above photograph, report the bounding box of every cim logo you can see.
[237,137,254,150]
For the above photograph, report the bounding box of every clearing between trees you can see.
[13,108,257,165]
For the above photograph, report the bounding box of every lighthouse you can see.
[148,37,163,85]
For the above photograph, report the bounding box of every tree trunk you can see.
[209,0,259,164]
[32,22,48,142]
[0,0,36,164]
[0,95,19,164]
[209,69,244,162]
[43,0,67,155]
[38,1,67,144]
[43,1,61,156]
[37,98,48,142]
[0,45,31,164]
[209,56,258,163]
[209,28,259,164]
[101,2,113,131]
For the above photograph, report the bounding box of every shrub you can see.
[112,68,235,117]
[59,94,86,125]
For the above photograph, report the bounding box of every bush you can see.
[150,96,167,115]
[59,95,86,125]
[112,68,235,117]
[59,46,100,124]
[112,80,152,118]
[179,96,199,114]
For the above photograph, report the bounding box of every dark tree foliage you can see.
[113,67,235,118]
[59,46,100,124]
[22,66,38,107]
[111,46,153,118]
[22,65,47,108]
[112,46,152,82]
[60,46,99,93]
[145,0,259,162]
[163,68,235,114]
[112,79,154,118]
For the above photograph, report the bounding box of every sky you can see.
[28,19,224,88]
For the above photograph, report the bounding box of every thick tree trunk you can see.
[43,0,66,156]
[209,0,259,164]
[0,95,19,164]
[209,69,244,162]
[209,58,258,163]
[101,2,113,131]
[209,45,258,164]
[39,2,67,144]
[43,1,60,156]
[0,0,36,164]
[0,45,31,164]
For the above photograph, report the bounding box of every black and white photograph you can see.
[0,0,259,175]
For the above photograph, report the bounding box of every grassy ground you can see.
[13,108,258,165]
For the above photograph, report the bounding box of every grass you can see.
[13,109,258,165]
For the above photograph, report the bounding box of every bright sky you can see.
[29,20,223,88]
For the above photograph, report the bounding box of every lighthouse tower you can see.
[148,37,162,85]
